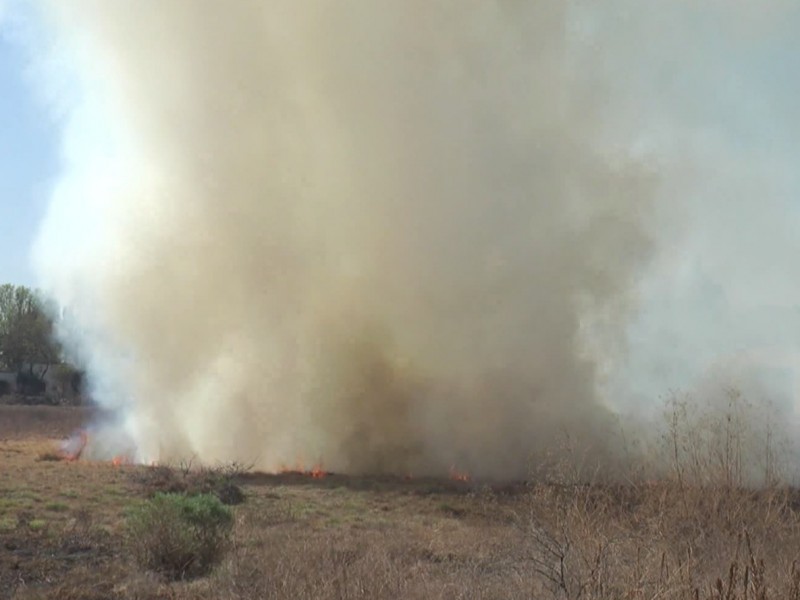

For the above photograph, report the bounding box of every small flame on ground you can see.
[60,430,88,461]
[449,465,471,482]
[279,459,328,479]
[59,430,135,466]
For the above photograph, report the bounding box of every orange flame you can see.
[59,430,136,466]
[60,430,88,462]
[449,465,471,482]
[278,459,327,478]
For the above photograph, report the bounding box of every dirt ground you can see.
[3,406,800,599]
[0,406,92,441]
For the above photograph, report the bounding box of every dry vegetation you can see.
[3,400,800,599]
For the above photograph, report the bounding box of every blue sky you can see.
[0,15,58,287]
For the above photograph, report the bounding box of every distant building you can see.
[0,363,83,403]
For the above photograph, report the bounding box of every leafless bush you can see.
[662,389,792,488]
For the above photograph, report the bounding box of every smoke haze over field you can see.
[23,2,800,477]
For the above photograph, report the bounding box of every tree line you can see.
[0,283,83,401]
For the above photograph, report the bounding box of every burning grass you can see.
[4,403,800,598]
[278,460,329,479]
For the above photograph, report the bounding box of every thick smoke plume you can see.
[30,2,652,477]
[29,2,800,479]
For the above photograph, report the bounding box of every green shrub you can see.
[126,492,234,580]
[28,518,47,531]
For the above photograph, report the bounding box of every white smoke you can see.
[585,2,800,423]
[20,1,800,478]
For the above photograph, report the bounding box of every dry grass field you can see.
[3,405,800,599]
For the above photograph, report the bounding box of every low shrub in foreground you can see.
[132,461,247,505]
[127,492,234,580]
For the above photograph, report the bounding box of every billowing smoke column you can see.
[30,2,651,477]
[29,2,800,478]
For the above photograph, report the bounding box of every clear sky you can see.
[0,11,58,287]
